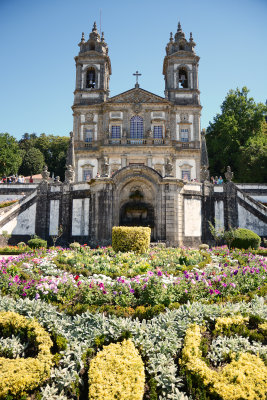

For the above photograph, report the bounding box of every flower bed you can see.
[0,245,266,399]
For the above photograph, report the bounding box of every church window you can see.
[130,116,144,139]
[86,68,96,88]
[111,125,121,138]
[181,128,189,142]
[84,128,93,142]
[83,169,93,181]
[182,170,191,181]
[153,126,163,139]
[178,68,188,88]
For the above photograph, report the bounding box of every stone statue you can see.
[165,128,170,138]
[225,166,233,182]
[147,129,153,138]
[200,165,210,182]
[41,165,50,182]
[165,159,173,176]
[122,129,127,138]
[65,165,75,183]
[101,157,110,177]
[55,176,61,183]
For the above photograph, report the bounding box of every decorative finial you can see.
[225,166,234,182]
[81,32,85,43]
[178,21,182,31]
[101,31,105,42]
[190,32,193,42]
[92,21,97,32]
[169,32,173,42]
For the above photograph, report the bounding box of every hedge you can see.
[231,228,261,250]
[112,226,151,254]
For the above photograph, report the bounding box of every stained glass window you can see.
[83,169,93,181]
[111,125,121,138]
[130,116,143,139]
[182,170,191,181]
[153,126,163,139]
[181,128,189,142]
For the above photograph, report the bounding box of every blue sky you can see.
[0,0,266,140]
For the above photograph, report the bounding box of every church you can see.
[0,23,266,247]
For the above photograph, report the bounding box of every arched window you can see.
[86,68,96,88]
[130,116,143,139]
[178,68,188,88]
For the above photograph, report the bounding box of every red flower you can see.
[74,275,79,281]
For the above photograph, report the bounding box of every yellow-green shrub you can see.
[0,311,53,399]
[112,226,151,254]
[180,321,267,400]
[89,339,145,400]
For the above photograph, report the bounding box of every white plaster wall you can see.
[251,196,267,203]
[49,200,59,236]
[184,198,202,237]
[238,204,267,236]
[215,200,224,230]
[0,195,24,201]
[72,183,91,191]
[77,158,98,181]
[50,186,61,193]
[183,183,201,192]
[72,198,89,236]
[214,186,224,193]
[0,203,36,235]
[176,159,196,180]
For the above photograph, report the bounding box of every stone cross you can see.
[133,70,141,88]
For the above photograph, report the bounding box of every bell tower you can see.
[163,22,200,105]
[73,22,111,105]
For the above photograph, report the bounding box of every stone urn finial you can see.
[41,165,50,182]
[200,165,210,182]
[65,165,75,183]
[225,166,234,182]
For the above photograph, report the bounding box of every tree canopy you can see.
[19,147,45,176]
[206,87,267,182]
[19,133,70,180]
[0,133,22,176]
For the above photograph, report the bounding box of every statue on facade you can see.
[165,128,170,138]
[65,165,75,183]
[225,166,233,182]
[101,157,110,177]
[41,165,50,182]
[147,129,153,138]
[165,158,173,176]
[55,176,61,183]
[200,165,210,182]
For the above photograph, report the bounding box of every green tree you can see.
[206,87,267,182]
[19,147,45,176]
[35,134,70,180]
[0,133,22,176]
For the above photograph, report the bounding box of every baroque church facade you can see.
[71,22,203,183]
[0,23,266,247]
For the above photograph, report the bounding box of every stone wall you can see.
[0,177,266,247]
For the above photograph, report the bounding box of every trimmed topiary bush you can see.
[112,226,151,254]
[199,244,209,251]
[231,228,261,250]
[28,237,47,249]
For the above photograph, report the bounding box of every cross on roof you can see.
[133,70,141,88]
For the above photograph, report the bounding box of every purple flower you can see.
[157,270,163,277]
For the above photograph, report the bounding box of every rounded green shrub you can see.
[69,242,81,250]
[199,244,209,251]
[27,238,47,249]
[231,228,261,250]
[112,226,151,254]
[17,242,26,248]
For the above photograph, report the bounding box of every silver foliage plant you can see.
[0,295,266,399]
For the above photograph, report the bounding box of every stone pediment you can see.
[107,88,170,104]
